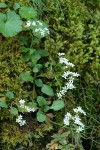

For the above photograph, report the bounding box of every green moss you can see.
[44,0,100,81]
[1,0,30,5]
[0,38,29,94]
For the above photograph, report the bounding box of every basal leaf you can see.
[37,111,46,122]
[35,79,43,87]
[10,107,18,115]
[13,3,20,10]
[50,100,65,111]
[0,2,7,8]
[20,72,33,83]
[0,10,22,37]
[36,49,48,57]
[6,91,14,99]
[0,100,8,108]
[19,6,37,19]
[41,84,54,97]
[37,96,47,107]
[43,105,50,112]
[33,64,42,73]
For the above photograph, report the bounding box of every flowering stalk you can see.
[64,106,86,133]
[57,53,79,99]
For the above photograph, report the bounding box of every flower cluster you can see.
[15,99,36,126]
[19,99,35,113]
[24,20,50,37]
[73,106,86,115]
[57,53,79,99]
[16,115,26,126]
[64,106,86,133]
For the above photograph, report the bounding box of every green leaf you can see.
[19,35,28,46]
[36,49,48,57]
[31,52,41,64]
[50,100,64,111]
[0,10,22,37]
[20,72,33,83]
[6,91,14,99]
[33,64,42,73]
[35,79,43,87]
[13,3,20,10]
[0,100,8,108]
[0,2,7,8]
[21,47,30,53]
[10,107,18,115]
[27,102,37,109]
[33,67,38,73]
[29,49,36,55]
[37,111,46,122]
[43,105,50,112]
[22,54,30,62]
[41,84,54,97]
[37,96,47,107]
[19,6,37,19]
[22,47,35,54]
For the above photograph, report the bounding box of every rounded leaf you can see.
[51,100,65,111]
[6,91,14,99]
[10,107,18,115]
[35,79,43,87]
[0,100,8,108]
[13,3,20,10]
[0,3,7,8]
[37,111,46,122]
[0,10,22,37]
[19,6,37,19]
[37,96,47,106]
[41,84,54,97]
[20,72,33,83]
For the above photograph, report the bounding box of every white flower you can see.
[36,21,43,26]
[72,72,80,77]
[57,92,63,99]
[59,58,74,67]
[19,99,25,108]
[44,28,48,31]
[62,71,79,79]
[63,108,85,133]
[40,29,45,37]
[64,119,70,125]
[24,21,31,27]
[76,126,84,133]
[64,112,73,126]
[58,52,65,56]
[32,21,36,26]
[74,115,81,125]
[65,112,72,118]
[69,76,74,83]
[25,106,35,112]
[16,115,26,126]
[77,106,86,115]
[35,28,39,32]
[66,82,75,90]
[73,106,86,115]
[16,114,23,121]
[62,71,72,79]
